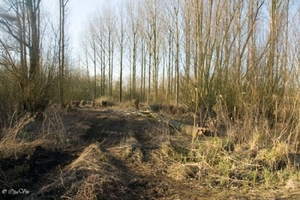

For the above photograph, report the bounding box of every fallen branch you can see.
[167,119,208,138]
[137,109,213,138]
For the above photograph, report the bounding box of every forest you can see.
[1,0,300,199]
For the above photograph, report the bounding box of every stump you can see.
[134,99,139,110]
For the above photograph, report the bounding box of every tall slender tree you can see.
[117,6,126,102]
[59,0,69,108]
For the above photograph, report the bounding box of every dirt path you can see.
[1,108,297,199]
[65,108,253,199]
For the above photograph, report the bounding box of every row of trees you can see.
[81,0,299,120]
[0,0,300,125]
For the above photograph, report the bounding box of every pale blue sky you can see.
[69,0,120,54]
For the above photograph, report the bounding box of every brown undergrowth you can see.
[0,102,300,199]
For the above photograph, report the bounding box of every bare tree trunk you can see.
[59,0,69,108]
[167,30,172,102]
[143,40,147,101]
[108,31,112,96]
[140,39,144,101]
[174,0,180,107]
[119,44,123,102]
[153,17,158,102]
[195,0,203,112]
[101,39,106,96]
[93,37,97,99]
[26,0,42,112]
[184,0,191,90]
[147,38,152,104]
[118,10,125,102]
[132,31,137,99]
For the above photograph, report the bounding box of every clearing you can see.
[0,105,300,200]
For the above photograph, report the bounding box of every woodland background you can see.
[0,0,300,132]
[2,1,300,198]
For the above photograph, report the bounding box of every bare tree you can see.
[58,0,69,108]
[73,0,299,130]
[103,7,116,97]
[127,0,139,100]
[172,0,180,107]
[0,0,46,113]
[80,19,97,99]
[142,0,164,103]
[92,13,107,96]
[117,6,126,102]
[183,0,192,90]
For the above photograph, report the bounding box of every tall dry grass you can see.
[0,105,75,159]
[0,111,45,158]
[177,90,300,190]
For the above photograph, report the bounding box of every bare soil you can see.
[0,107,299,200]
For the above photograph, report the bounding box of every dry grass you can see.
[67,143,107,171]
[94,96,117,107]
[182,112,300,191]
[1,101,300,199]
[117,100,136,109]
[0,112,47,158]
[32,143,120,200]
[145,98,300,194]
[0,105,87,158]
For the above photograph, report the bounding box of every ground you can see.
[0,105,299,200]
